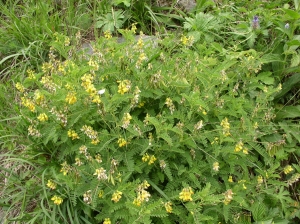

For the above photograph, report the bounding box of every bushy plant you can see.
[12,22,300,223]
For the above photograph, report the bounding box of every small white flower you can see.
[98,89,105,95]
[285,23,290,29]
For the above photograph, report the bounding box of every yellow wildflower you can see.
[228,176,233,183]
[142,153,150,162]
[213,162,220,171]
[15,82,25,93]
[148,155,157,165]
[179,187,194,202]
[65,92,77,105]
[111,191,123,203]
[234,141,243,152]
[104,31,112,39]
[224,189,233,205]
[220,117,230,136]
[37,113,48,122]
[117,80,131,95]
[257,175,263,185]
[117,138,127,147]
[283,165,293,174]
[164,202,173,213]
[67,129,80,140]
[46,180,57,190]
[51,195,63,205]
[60,161,71,176]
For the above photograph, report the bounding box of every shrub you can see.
[13,26,300,223]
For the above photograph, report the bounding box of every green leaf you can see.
[276,105,300,119]
[251,202,267,221]
[274,73,300,100]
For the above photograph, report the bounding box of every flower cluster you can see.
[194,120,203,130]
[136,52,147,68]
[180,35,194,46]
[257,175,263,185]
[46,180,57,190]
[15,82,25,93]
[111,190,123,203]
[131,86,141,108]
[179,187,194,202]
[121,113,132,129]
[165,97,175,114]
[117,137,127,147]
[164,201,173,213]
[83,190,92,204]
[103,218,111,224]
[37,113,48,122]
[213,162,220,171]
[94,167,108,180]
[60,161,71,176]
[220,117,231,137]
[81,125,99,145]
[51,195,63,205]
[75,157,83,166]
[133,180,151,206]
[234,141,248,154]
[142,153,157,165]
[283,165,294,174]
[81,74,101,104]
[68,129,80,140]
[50,107,67,126]
[40,76,57,93]
[21,97,36,112]
[65,91,77,105]
[27,69,36,80]
[28,125,41,137]
[224,189,233,205]
[117,80,131,95]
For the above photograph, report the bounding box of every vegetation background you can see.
[0,0,299,223]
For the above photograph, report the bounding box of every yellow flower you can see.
[27,69,36,80]
[148,155,157,165]
[220,117,230,136]
[67,129,80,140]
[117,138,127,147]
[46,180,57,190]
[213,162,220,171]
[228,176,233,183]
[104,31,112,39]
[234,141,243,152]
[122,113,132,128]
[65,92,77,105]
[142,153,150,162]
[103,218,111,224]
[51,195,63,205]
[15,82,25,93]
[257,175,263,185]
[179,187,194,202]
[224,189,233,205]
[60,161,71,176]
[117,80,131,94]
[283,165,293,174]
[111,191,122,203]
[92,95,101,104]
[164,202,172,213]
[37,113,48,122]
[94,167,108,180]
[98,190,104,198]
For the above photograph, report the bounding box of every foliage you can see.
[7,21,300,222]
[1,0,300,224]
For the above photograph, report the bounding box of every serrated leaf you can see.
[251,202,267,221]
